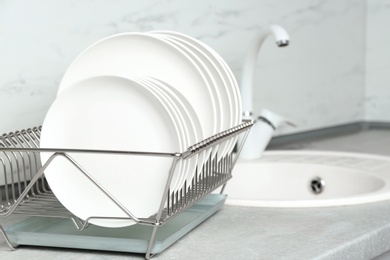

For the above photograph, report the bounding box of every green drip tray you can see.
[4,194,226,255]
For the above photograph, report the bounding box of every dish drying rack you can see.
[0,120,253,259]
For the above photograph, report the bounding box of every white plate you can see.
[151,33,230,161]
[144,77,207,188]
[40,76,181,228]
[130,76,196,192]
[58,32,219,142]
[160,31,242,152]
[151,31,242,155]
[127,76,189,192]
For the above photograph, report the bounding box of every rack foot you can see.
[0,225,19,251]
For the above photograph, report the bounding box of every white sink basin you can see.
[224,151,390,207]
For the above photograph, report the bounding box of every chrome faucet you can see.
[239,24,295,160]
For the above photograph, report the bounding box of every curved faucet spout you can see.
[240,24,290,115]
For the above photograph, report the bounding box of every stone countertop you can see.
[1,200,390,260]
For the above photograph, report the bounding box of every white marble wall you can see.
[0,0,366,135]
[365,0,390,122]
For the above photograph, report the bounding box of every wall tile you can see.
[365,0,390,122]
[0,0,366,135]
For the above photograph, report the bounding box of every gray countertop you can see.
[169,202,390,260]
[2,129,390,259]
[1,200,390,259]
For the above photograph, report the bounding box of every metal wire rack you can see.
[0,120,253,259]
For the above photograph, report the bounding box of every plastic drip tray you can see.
[4,194,226,255]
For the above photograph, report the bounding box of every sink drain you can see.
[310,177,325,194]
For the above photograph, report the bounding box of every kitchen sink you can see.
[225,151,390,207]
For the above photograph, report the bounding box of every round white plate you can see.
[58,32,219,141]
[150,31,242,156]
[40,75,181,228]
[130,76,196,192]
[151,33,231,160]
[145,77,207,188]
[127,76,189,192]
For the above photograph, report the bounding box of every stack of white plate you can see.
[40,31,242,228]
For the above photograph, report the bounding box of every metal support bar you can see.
[0,225,18,251]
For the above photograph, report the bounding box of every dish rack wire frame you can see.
[0,119,253,259]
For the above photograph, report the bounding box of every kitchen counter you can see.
[2,129,390,259]
[1,200,390,259]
